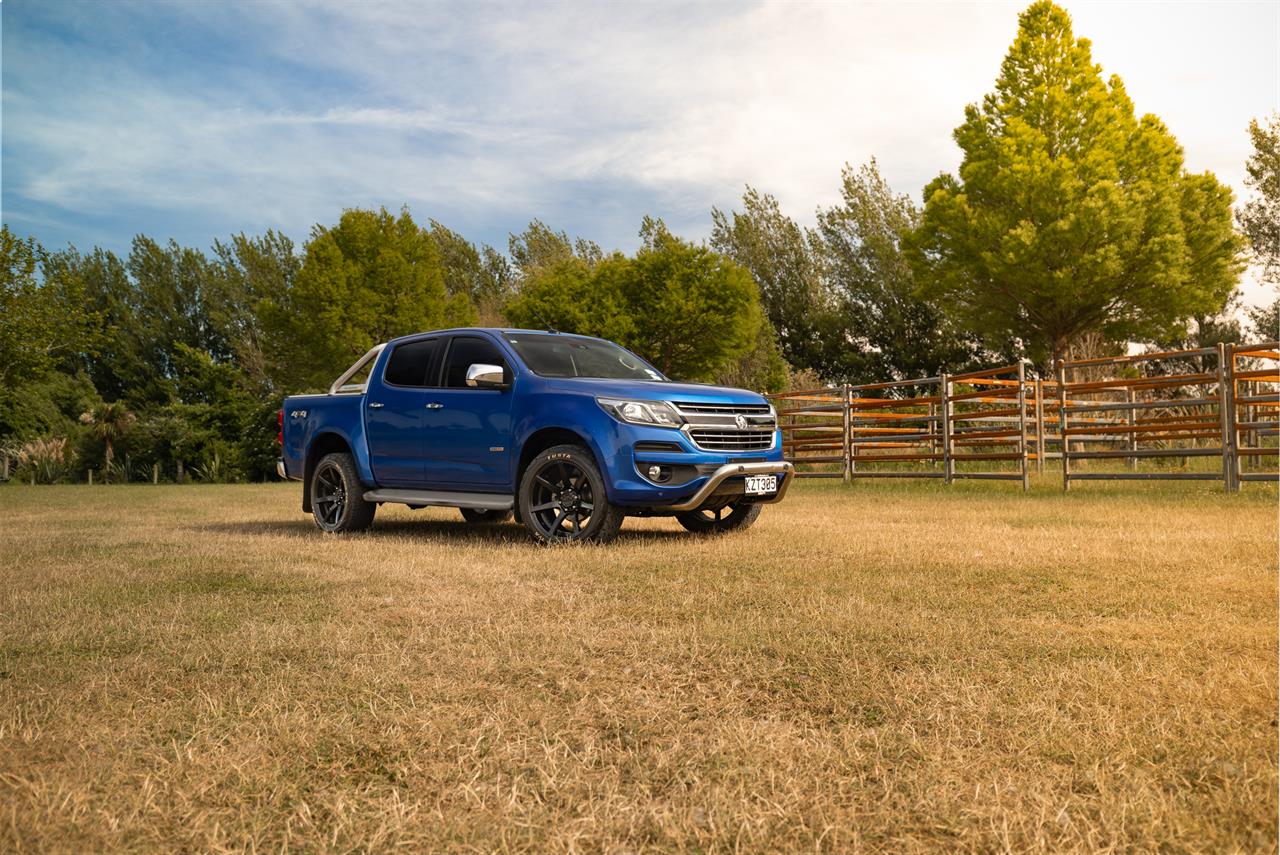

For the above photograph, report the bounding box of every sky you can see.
[3,0,1278,306]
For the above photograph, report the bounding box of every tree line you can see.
[2,0,1276,485]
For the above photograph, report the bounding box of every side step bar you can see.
[362,488,514,511]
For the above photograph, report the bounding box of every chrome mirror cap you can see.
[465,363,506,388]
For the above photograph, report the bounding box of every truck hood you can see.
[538,376,769,405]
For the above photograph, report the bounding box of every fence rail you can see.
[768,340,1280,492]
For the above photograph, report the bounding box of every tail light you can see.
[277,409,284,446]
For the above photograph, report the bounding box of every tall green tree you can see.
[0,228,53,388]
[909,0,1245,367]
[1240,114,1279,339]
[0,227,101,390]
[427,220,514,324]
[43,245,139,403]
[260,207,476,390]
[1241,114,1280,285]
[506,219,762,381]
[710,188,834,375]
[128,236,233,377]
[508,220,602,280]
[213,230,300,390]
[818,160,985,381]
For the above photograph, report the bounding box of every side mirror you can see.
[465,363,508,389]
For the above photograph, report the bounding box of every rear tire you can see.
[460,507,513,524]
[518,444,624,544]
[310,452,376,533]
[676,501,762,534]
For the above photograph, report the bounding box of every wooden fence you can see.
[769,340,1279,492]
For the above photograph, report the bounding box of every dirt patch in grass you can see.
[0,479,1275,852]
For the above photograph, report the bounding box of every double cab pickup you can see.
[279,328,794,543]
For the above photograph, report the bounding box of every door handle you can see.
[425,402,444,410]
[368,402,384,409]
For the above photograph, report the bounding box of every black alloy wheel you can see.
[529,458,594,538]
[518,445,624,544]
[310,452,376,533]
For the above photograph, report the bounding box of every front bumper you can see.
[664,461,795,511]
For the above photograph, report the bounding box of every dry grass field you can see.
[0,478,1276,853]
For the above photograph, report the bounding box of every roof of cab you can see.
[384,327,601,346]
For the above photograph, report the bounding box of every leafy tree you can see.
[1247,301,1278,341]
[1240,114,1279,339]
[714,322,791,393]
[260,207,476,391]
[0,227,102,390]
[0,229,50,388]
[127,236,234,382]
[710,189,834,375]
[506,219,762,381]
[427,220,514,324]
[42,245,140,403]
[818,160,986,381]
[622,218,762,379]
[909,0,1245,367]
[508,220,602,280]
[0,370,101,443]
[1240,114,1279,285]
[212,230,300,390]
[504,254,631,339]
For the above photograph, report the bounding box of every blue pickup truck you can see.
[279,328,794,543]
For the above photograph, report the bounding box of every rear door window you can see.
[383,338,440,387]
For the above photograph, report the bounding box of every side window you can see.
[442,337,509,388]
[383,338,439,387]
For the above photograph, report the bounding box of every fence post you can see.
[88,468,93,486]
[929,401,938,469]
[1126,388,1137,471]
[1215,342,1232,492]
[1220,343,1240,492]
[941,373,953,485]
[1034,376,1045,476]
[1017,361,1029,491]
[1057,359,1070,491]
[842,384,852,483]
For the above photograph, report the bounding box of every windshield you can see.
[507,335,666,381]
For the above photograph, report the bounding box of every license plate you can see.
[744,474,777,495]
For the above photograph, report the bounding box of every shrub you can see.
[14,437,74,484]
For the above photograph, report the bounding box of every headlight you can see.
[597,397,684,428]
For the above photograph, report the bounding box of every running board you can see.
[362,488,514,511]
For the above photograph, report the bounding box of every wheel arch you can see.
[516,427,599,488]
[302,432,355,512]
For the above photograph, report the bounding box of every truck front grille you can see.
[686,429,775,452]
[673,401,772,416]
[671,402,777,452]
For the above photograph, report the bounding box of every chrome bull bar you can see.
[666,461,795,512]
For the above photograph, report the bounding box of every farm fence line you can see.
[768,340,1279,492]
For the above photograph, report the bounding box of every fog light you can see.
[646,464,671,483]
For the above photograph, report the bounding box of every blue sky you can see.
[3,0,1277,302]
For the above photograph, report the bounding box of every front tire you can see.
[518,444,624,544]
[676,501,762,535]
[310,452,376,533]
[459,507,513,524]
